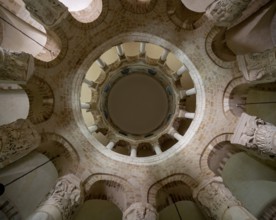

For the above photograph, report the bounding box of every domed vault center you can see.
[0,0,276,219]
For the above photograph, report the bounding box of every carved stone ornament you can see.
[0,119,41,168]
[231,113,276,156]
[0,48,34,83]
[193,177,240,220]
[206,0,251,27]
[39,174,84,220]
[237,49,276,82]
[123,202,158,220]
[23,0,69,28]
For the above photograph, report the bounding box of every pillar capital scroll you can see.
[194,177,256,219]
[193,177,242,219]
[123,202,158,220]
[231,113,276,157]
[27,174,84,220]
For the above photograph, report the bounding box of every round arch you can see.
[36,133,80,176]
[84,173,136,211]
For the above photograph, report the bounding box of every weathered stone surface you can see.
[23,0,68,28]
[194,177,239,219]
[0,119,41,168]
[231,113,276,156]
[194,177,256,220]
[206,0,251,27]
[123,202,158,220]
[0,48,34,83]
[28,174,83,220]
[237,49,276,82]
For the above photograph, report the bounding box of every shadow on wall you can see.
[229,82,276,125]
[159,201,205,220]
[73,200,122,220]
[222,152,276,218]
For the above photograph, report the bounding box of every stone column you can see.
[237,48,276,82]
[23,0,69,28]
[205,0,252,27]
[27,174,84,220]
[0,119,41,168]
[0,48,34,84]
[123,202,158,220]
[194,177,256,220]
[231,113,276,157]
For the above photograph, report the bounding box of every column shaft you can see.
[186,88,196,96]
[83,78,97,89]
[106,142,115,150]
[130,147,137,157]
[81,103,91,110]
[178,110,195,119]
[180,88,196,99]
[96,58,107,69]
[185,112,195,119]
[160,48,169,62]
[176,65,187,76]
[139,42,146,56]
[88,125,98,133]
[174,133,183,141]
[194,177,256,220]
[27,174,84,220]
[116,45,125,57]
[153,144,162,155]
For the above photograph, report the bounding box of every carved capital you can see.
[0,48,34,83]
[255,124,276,155]
[206,0,251,27]
[37,174,84,220]
[23,0,68,28]
[231,113,276,156]
[0,119,41,168]
[194,177,240,219]
[237,49,276,82]
[123,202,158,220]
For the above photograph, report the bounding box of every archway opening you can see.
[229,82,276,124]
[73,200,122,220]
[156,180,204,219]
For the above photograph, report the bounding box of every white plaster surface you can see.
[0,91,29,126]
